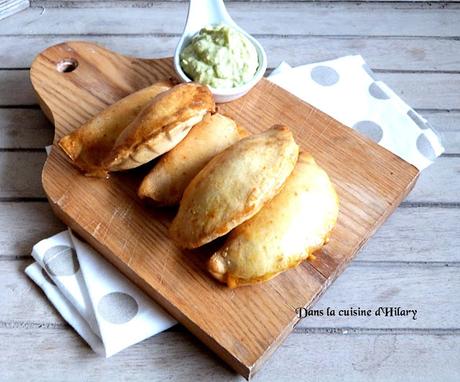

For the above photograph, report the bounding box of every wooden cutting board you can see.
[30,41,419,379]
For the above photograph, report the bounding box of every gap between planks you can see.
[2,33,460,40]
[2,254,460,266]
[2,149,459,157]
[5,198,457,205]
[1,320,459,336]
[28,1,460,8]
[4,67,460,75]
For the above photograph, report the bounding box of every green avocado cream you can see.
[180,25,259,89]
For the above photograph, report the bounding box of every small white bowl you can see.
[172,0,267,103]
[173,32,267,104]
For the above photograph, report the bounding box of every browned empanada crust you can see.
[104,83,215,172]
[169,125,299,249]
[59,80,173,177]
[208,152,339,288]
[138,113,248,205]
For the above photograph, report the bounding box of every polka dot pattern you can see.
[369,82,389,100]
[311,65,339,86]
[43,245,80,276]
[41,267,56,285]
[417,133,436,160]
[268,55,444,170]
[98,292,139,324]
[353,121,384,143]
[407,109,429,130]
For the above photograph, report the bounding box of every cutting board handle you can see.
[30,41,176,142]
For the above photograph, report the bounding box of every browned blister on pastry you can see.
[208,152,339,288]
[169,125,299,249]
[138,113,249,205]
[59,80,173,177]
[103,83,215,172]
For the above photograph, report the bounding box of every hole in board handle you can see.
[56,58,78,73]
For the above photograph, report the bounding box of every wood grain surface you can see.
[5,3,460,37]
[29,41,419,378]
[1,326,459,382]
[1,1,460,381]
[0,0,29,21]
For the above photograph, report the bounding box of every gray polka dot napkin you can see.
[25,229,176,357]
[268,55,444,170]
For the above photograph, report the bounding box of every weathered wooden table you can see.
[1,1,459,381]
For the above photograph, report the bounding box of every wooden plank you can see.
[29,0,460,7]
[381,73,460,110]
[2,109,458,155]
[439,131,460,155]
[301,263,460,329]
[8,110,453,158]
[0,0,28,21]
[0,112,457,157]
[1,110,455,153]
[3,4,460,37]
[0,259,64,324]
[0,327,459,381]
[425,111,460,133]
[405,157,460,203]
[3,35,460,72]
[358,206,460,263]
[2,69,460,110]
[12,111,459,158]
[429,110,460,155]
[2,260,460,329]
[0,70,35,105]
[0,151,458,204]
[1,203,459,263]
[0,152,46,198]
[0,109,53,149]
[0,203,64,256]
[422,111,460,155]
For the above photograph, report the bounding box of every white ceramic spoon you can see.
[173,0,267,103]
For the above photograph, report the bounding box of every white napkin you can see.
[268,55,444,170]
[25,229,176,357]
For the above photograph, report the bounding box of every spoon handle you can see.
[185,0,237,33]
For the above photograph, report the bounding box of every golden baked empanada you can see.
[208,152,339,288]
[169,125,299,249]
[103,83,215,172]
[138,113,248,205]
[59,80,173,177]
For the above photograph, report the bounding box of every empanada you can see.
[59,80,173,177]
[208,152,339,288]
[169,125,299,249]
[138,113,248,205]
[103,83,215,172]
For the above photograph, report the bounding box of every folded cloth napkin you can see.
[268,55,444,170]
[25,229,176,357]
[26,54,443,357]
